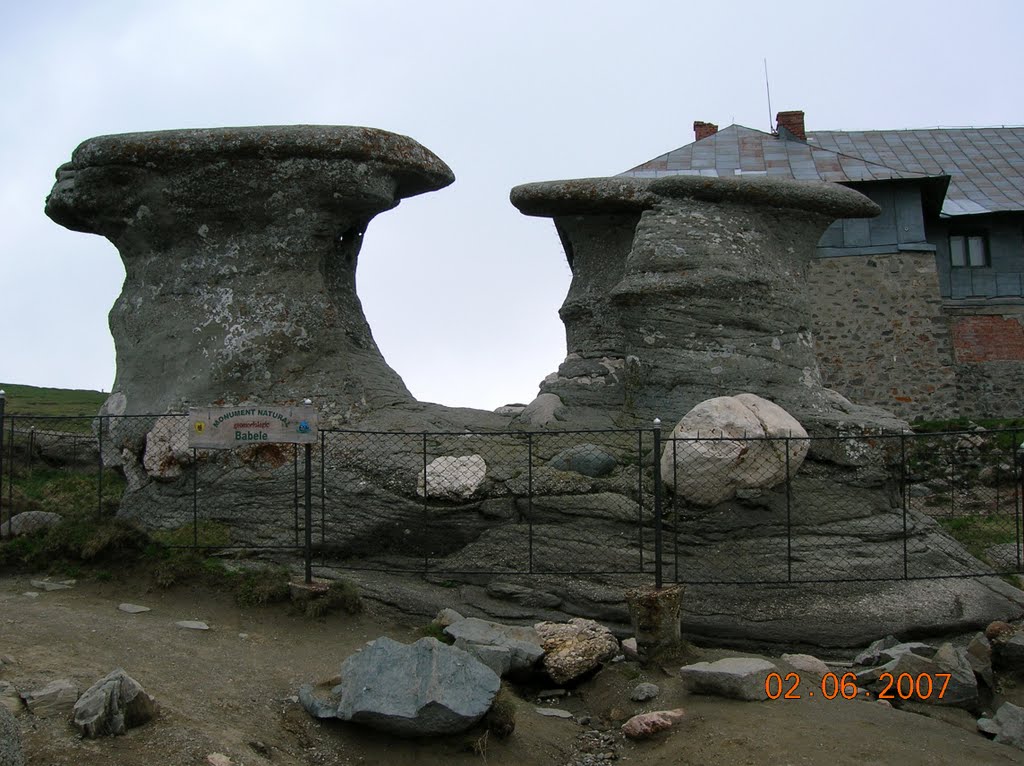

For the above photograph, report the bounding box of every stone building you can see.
[622,112,1024,421]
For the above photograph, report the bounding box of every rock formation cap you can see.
[56,125,454,198]
[511,174,879,219]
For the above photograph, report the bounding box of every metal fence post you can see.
[304,442,313,584]
[320,430,326,553]
[97,416,105,520]
[527,432,534,575]
[192,447,199,547]
[653,419,663,589]
[6,415,13,522]
[637,428,644,573]
[422,432,429,573]
[0,390,5,533]
[785,434,792,584]
[1015,429,1022,572]
[901,431,909,579]
[293,444,299,546]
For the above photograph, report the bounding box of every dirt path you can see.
[3,573,1024,765]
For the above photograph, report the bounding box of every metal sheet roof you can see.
[620,124,1024,217]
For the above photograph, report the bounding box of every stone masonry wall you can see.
[807,252,1024,421]
[806,252,958,421]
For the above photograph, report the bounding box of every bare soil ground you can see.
[4,574,1024,766]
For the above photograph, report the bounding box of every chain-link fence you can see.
[2,408,1022,586]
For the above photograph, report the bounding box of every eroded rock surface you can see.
[46,125,454,420]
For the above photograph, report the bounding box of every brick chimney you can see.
[775,110,806,141]
[693,121,718,141]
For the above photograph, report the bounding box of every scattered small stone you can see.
[877,699,892,708]
[992,702,1024,750]
[986,621,1015,642]
[538,689,567,699]
[0,682,21,715]
[207,754,233,766]
[433,608,464,627]
[118,604,151,614]
[535,707,574,719]
[20,679,78,718]
[978,716,1001,737]
[622,708,686,739]
[679,657,777,701]
[781,653,830,678]
[0,704,24,766]
[176,621,210,631]
[298,684,339,719]
[630,682,660,702]
[29,580,71,592]
[238,633,249,640]
[21,593,38,599]
[248,740,270,756]
[0,655,13,667]
[622,638,639,661]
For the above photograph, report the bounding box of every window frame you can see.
[949,232,990,269]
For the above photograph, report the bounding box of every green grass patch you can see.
[233,565,291,607]
[0,383,107,417]
[293,578,363,618]
[939,515,1018,562]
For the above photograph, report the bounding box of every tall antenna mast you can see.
[764,58,773,132]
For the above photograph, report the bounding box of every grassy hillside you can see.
[0,383,107,417]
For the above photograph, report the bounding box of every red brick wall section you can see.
[953,316,1024,363]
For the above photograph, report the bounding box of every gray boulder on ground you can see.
[534,618,620,685]
[967,633,994,689]
[20,679,78,718]
[0,512,62,539]
[996,633,1024,671]
[335,637,499,736]
[859,643,977,710]
[979,702,1024,750]
[679,657,777,701]
[443,618,544,674]
[72,669,158,738]
[0,704,23,766]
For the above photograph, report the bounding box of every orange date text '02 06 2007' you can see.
[764,671,952,701]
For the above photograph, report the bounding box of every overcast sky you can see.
[2,0,1022,412]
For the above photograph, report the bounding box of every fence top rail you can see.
[1,413,1020,443]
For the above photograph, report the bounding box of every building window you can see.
[949,233,988,267]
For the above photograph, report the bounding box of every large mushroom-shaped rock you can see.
[335,637,500,736]
[510,174,904,435]
[46,125,454,419]
[660,393,809,506]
